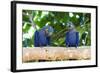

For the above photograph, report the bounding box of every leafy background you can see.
[22,10,91,47]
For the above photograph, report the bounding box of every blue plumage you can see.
[34,25,53,47]
[34,31,39,47]
[65,30,79,47]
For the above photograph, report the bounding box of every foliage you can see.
[22,10,91,47]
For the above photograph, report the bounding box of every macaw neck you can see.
[69,29,76,32]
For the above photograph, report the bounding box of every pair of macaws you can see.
[34,25,79,47]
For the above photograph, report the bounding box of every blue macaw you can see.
[34,25,53,47]
[66,21,79,47]
[65,30,79,47]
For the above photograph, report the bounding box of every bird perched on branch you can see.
[65,21,79,47]
[34,22,54,47]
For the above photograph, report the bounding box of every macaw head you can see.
[42,22,54,37]
[67,21,75,31]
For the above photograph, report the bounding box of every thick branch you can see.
[23,47,91,62]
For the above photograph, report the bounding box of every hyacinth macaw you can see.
[65,30,79,47]
[34,25,53,47]
[66,21,79,47]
